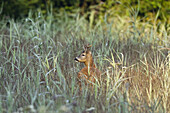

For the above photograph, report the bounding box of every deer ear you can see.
[84,44,92,51]
[87,45,92,48]
[83,45,87,51]
[84,44,92,49]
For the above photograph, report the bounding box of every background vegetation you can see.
[1,0,170,22]
[0,0,169,113]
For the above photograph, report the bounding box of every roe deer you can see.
[74,45,101,90]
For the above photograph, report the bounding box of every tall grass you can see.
[0,10,169,113]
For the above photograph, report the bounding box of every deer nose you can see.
[74,57,79,62]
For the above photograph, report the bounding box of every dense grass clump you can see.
[0,12,169,113]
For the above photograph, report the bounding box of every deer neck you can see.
[84,55,96,68]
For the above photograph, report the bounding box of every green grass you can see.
[0,11,169,113]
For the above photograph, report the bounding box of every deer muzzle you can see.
[74,57,79,62]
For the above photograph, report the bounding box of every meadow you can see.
[0,11,169,113]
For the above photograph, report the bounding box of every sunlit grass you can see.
[0,11,169,113]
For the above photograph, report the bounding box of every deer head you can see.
[74,45,95,67]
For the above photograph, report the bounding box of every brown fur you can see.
[74,45,101,90]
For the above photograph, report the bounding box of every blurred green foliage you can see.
[0,0,170,22]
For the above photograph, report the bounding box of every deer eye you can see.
[82,54,85,56]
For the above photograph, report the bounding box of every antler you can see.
[83,44,92,51]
